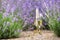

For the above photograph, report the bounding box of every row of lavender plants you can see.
[40,0,60,37]
[0,13,23,39]
[0,0,60,38]
[0,0,24,38]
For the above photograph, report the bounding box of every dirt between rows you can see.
[1,30,60,40]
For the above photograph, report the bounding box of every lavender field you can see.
[0,0,60,40]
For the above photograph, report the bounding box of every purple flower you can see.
[11,4,16,13]
[12,17,18,22]
[3,12,9,17]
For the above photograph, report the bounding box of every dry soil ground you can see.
[1,30,60,40]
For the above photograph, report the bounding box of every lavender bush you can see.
[0,12,23,38]
[41,0,60,37]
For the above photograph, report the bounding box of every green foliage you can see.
[0,13,23,39]
[48,12,60,37]
[48,15,60,37]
